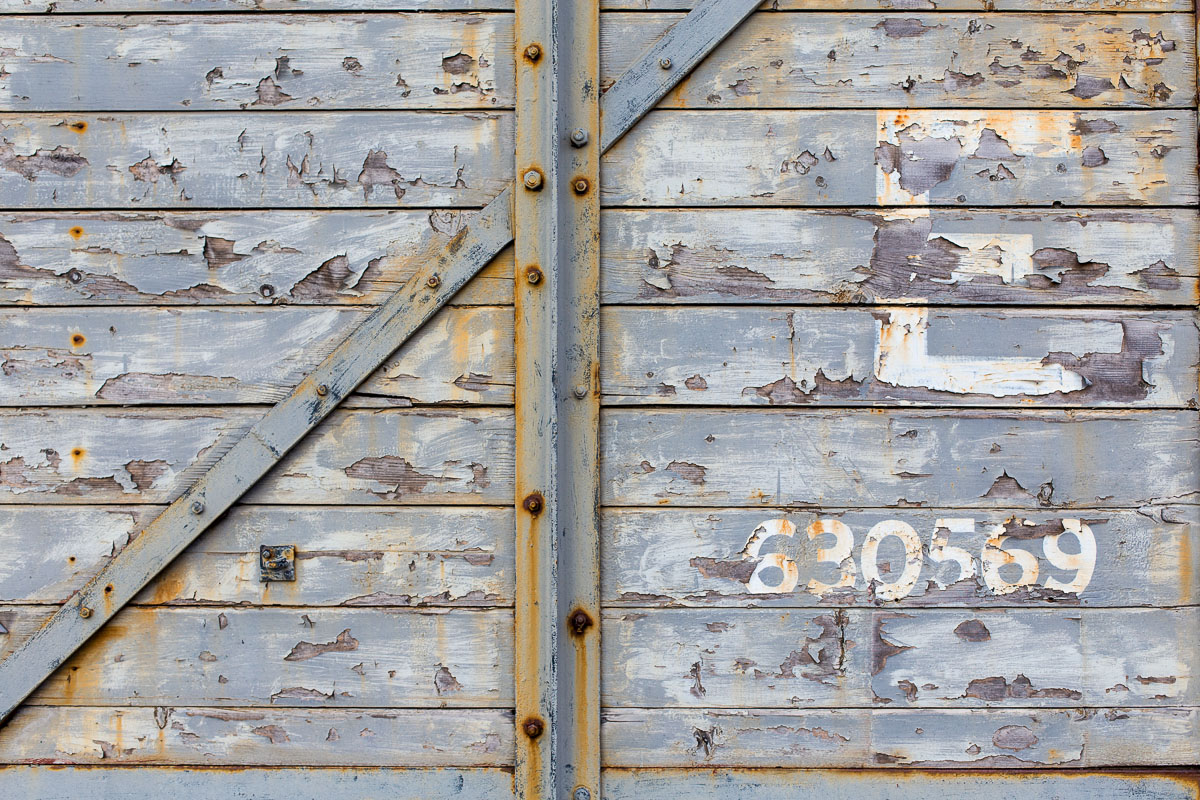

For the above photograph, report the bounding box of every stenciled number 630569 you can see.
[743,518,1097,600]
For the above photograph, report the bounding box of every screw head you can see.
[523,169,544,191]
[574,788,592,800]
[316,383,329,396]
[426,273,442,289]
[569,609,593,634]
[190,500,205,515]
[573,178,589,195]
[522,718,544,738]
[66,268,83,284]
[525,266,543,285]
[570,128,589,147]
[524,44,541,62]
[659,57,672,69]
[79,605,92,619]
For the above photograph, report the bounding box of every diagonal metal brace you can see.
[0,0,762,727]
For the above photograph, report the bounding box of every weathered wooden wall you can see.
[0,0,1196,797]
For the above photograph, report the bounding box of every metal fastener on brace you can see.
[316,384,329,396]
[574,788,592,800]
[190,500,205,515]
[573,178,589,194]
[524,44,541,62]
[427,274,442,288]
[570,128,589,147]
[525,266,543,285]
[523,169,544,191]
[659,57,672,69]
[78,606,92,619]
[522,718,544,738]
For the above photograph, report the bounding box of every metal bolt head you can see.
[79,606,92,619]
[659,57,672,69]
[525,266,543,285]
[522,493,544,515]
[426,273,442,289]
[190,500,205,515]
[572,384,587,399]
[316,383,329,396]
[522,718,544,738]
[569,609,593,634]
[524,44,541,62]
[573,178,589,195]
[574,788,592,800]
[523,169,544,191]
[570,128,589,148]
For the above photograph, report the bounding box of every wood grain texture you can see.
[5,208,1195,307]
[0,606,513,707]
[0,767,518,800]
[0,211,514,306]
[0,408,514,504]
[0,306,514,406]
[0,706,512,766]
[0,113,511,208]
[0,506,513,607]
[600,208,1200,306]
[602,707,1200,767]
[602,769,1200,800]
[602,607,1199,708]
[0,15,512,112]
[0,0,1189,12]
[602,13,1197,108]
[602,506,1199,607]
[601,308,1199,407]
[600,409,1200,508]
[601,110,1198,206]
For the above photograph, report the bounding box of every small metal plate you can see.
[259,545,296,582]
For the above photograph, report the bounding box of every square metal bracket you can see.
[259,545,296,582]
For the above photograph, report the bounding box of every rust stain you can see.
[68,226,84,239]
[70,333,86,348]
[68,121,88,133]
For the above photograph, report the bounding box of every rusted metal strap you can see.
[0,0,763,731]
[513,1,600,799]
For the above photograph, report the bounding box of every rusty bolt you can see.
[524,44,541,62]
[574,788,592,800]
[522,492,544,515]
[522,717,544,739]
[525,266,543,285]
[569,609,593,635]
[570,128,589,148]
[426,273,442,289]
[79,605,92,619]
[190,500,205,515]
[523,169,544,191]
[316,383,329,396]
[573,178,589,195]
[659,57,672,70]
[66,269,83,284]
[259,283,275,298]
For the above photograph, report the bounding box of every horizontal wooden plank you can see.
[0,15,512,112]
[0,767,517,800]
[7,14,1192,111]
[5,208,1194,307]
[0,706,512,765]
[0,113,511,208]
[0,0,1188,12]
[602,308,1199,407]
[601,409,1199,508]
[601,110,1198,206]
[0,408,514,504]
[600,208,1200,306]
[602,607,1199,707]
[0,506,513,606]
[602,13,1197,108]
[0,606,513,707]
[602,769,1200,800]
[602,506,1200,607]
[0,306,514,406]
[602,707,1200,767]
[0,211,514,306]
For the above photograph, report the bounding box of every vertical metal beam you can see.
[513,1,600,799]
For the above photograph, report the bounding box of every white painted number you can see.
[737,517,1097,598]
